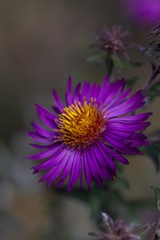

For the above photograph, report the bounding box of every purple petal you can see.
[27,143,61,160]
[83,151,92,190]
[97,76,110,102]
[66,76,72,105]
[36,104,56,128]
[102,80,126,106]
[86,83,100,101]
[102,144,129,164]
[56,156,73,188]
[40,148,72,185]
[106,128,132,138]
[28,131,51,143]
[109,112,152,124]
[95,142,116,173]
[52,106,61,114]
[90,83,100,99]
[108,91,145,117]
[108,122,151,131]
[68,151,81,191]
[32,147,68,172]
[31,121,53,138]
[103,134,129,151]
[52,89,64,110]
[80,81,90,102]
[91,144,114,180]
[73,83,81,103]
[86,148,103,187]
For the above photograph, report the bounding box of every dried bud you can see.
[91,26,132,60]
[89,212,156,240]
[154,218,160,240]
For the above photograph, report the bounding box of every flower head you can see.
[91,26,131,60]
[27,76,151,191]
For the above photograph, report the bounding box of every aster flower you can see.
[89,212,156,240]
[123,0,160,26]
[27,76,151,191]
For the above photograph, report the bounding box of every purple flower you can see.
[27,76,151,191]
[123,0,160,25]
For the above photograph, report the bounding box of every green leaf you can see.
[126,77,138,88]
[148,83,160,102]
[86,53,103,63]
[112,55,124,69]
[142,144,160,172]
[115,173,130,189]
[112,56,142,69]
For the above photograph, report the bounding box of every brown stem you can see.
[143,65,160,94]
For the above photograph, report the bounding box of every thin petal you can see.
[40,148,72,185]
[91,144,114,180]
[32,147,68,172]
[108,91,145,117]
[83,151,92,190]
[52,89,64,110]
[97,76,110,102]
[36,104,56,128]
[102,144,129,164]
[66,76,72,105]
[68,151,80,191]
[80,81,90,102]
[86,147,103,187]
[73,83,81,102]
[31,121,53,138]
[56,158,73,188]
[28,131,51,143]
[108,122,151,132]
[95,142,116,173]
[109,113,152,123]
[27,143,61,160]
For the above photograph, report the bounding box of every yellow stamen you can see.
[54,99,107,148]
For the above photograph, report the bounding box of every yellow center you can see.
[54,99,107,148]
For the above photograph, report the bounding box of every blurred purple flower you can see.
[27,76,151,191]
[91,26,131,60]
[123,0,160,25]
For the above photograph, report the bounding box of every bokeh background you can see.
[0,1,160,239]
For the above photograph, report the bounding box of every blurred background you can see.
[0,0,160,239]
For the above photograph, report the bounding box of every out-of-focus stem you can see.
[143,64,160,94]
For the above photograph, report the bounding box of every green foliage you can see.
[115,172,130,189]
[112,56,142,70]
[142,142,160,172]
[126,76,138,88]
[86,52,104,63]
[105,57,114,75]
[147,82,160,102]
